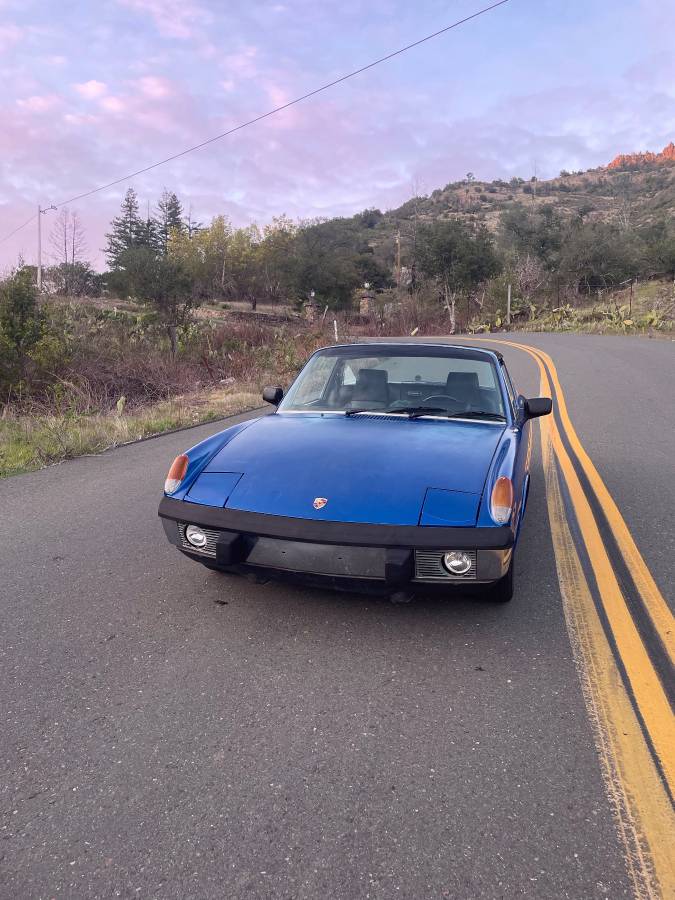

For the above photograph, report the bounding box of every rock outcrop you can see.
[607,141,675,170]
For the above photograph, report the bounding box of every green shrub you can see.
[0,268,68,402]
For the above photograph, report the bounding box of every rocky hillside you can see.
[372,142,675,240]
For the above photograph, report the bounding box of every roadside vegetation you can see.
[2,161,673,476]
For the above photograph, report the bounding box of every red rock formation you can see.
[607,141,675,169]
[662,141,675,162]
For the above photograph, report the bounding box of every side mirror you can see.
[262,385,284,406]
[525,397,552,419]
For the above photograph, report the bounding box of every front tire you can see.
[488,558,514,603]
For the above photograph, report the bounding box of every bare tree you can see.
[50,209,69,267]
[48,208,88,295]
[515,254,547,301]
[70,211,86,265]
[401,177,426,292]
[50,208,87,266]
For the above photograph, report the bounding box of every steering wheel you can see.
[424,394,459,403]
[422,393,464,413]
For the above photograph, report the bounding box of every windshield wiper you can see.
[396,407,506,420]
[344,407,504,421]
[345,406,449,418]
[446,410,506,421]
[388,406,451,419]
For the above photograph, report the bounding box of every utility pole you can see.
[37,205,42,291]
[395,229,401,288]
[37,204,56,292]
[532,159,538,200]
[506,283,512,327]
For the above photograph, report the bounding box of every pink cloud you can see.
[118,0,211,40]
[222,46,259,79]
[136,75,173,99]
[63,112,99,126]
[16,94,61,113]
[262,82,301,128]
[74,80,107,99]
[0,23,22,52]
[99,95,127,114]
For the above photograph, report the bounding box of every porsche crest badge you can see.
[313,497,328,510]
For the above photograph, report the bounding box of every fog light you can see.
[185,524,208,549]
[442,551,472,575]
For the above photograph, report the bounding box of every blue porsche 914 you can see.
[158,342,551,602]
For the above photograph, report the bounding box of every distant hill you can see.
[369,141,675,241]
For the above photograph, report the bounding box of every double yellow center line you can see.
[473,337,675,898]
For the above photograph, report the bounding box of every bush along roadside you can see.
[0,274,328,477]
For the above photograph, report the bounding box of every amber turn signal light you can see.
[490,476,514,524]
[164,454,189,494]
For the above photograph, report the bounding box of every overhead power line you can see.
[0,212,38,246]
[1,0,510,245]
[55,0,510,207]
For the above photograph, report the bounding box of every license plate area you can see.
[246,538,386,579]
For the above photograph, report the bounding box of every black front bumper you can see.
[158,496,514,592]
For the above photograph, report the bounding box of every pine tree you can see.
[185,205,203,239]
[138,200,160,253]
[105,188,143,268]
[155,190,185,254]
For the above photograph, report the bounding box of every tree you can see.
[223,226,262,309]
[499,203,562,271]
[558,221,645,294]
[0,267,41,357]
[417,221,502,332]
[45,262,98,297]
[355,208,383,229]
[257,216,298,303]
[354,247,393,290]
[648,225,675,279]
[292,218,364,308]
[50,208,86,267]
[138,206,160,253]
[0,267,67,399]
[108,246,195,353]
[185,205,203,239]
[169,215,234,299]
[155,189,185,255]
[105,188,144,268]
[49,209,88,295]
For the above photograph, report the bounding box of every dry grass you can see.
[0,387,260,478]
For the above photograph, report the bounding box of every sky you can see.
[1,0,674,270]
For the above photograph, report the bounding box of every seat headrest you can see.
[356,368,388,388]
[446,371,479,391]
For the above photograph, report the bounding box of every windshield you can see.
[279,347,506,419]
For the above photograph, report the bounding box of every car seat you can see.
[349,368,389,409]
[445,371,481,409]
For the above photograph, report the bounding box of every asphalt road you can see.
[1,333,672,899]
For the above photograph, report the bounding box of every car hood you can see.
[197,413,504,526]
